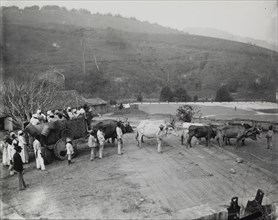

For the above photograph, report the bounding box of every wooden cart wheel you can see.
[54,138,78,160]
[41,147,54,165]
[54,139,67,160]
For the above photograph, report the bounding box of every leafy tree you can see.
[176,105,202,122]
[215,86,233,102]
[173,88,192,102]
[159,86,174,102]
[193,95,198,102]
[137,93,143,102]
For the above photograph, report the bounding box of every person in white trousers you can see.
[97,127,105,159]
[33,135,45,171]
[116,122,123,155]
[66,138,74,165]
[2,136,9,166]
[18,130,29,164]
[88,131,98,161]
[157,125,165,153]
[5,137,15,175]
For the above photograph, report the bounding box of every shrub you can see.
[176,104,202,122]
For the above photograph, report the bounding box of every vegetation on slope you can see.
[2,6,277,101]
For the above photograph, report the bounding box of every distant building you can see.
[84,98,108,114]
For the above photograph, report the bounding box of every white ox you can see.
[136,120,178,147]
[181,122,207,145]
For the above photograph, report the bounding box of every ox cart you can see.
[25,116,88,164]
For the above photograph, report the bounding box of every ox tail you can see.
[135,131,138,141]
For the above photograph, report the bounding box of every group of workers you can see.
[1,105,125,191]
[87,122,123,162]
[29,105,92,126]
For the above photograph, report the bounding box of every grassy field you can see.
[138,103,277,122]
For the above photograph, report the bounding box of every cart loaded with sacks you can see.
[24,116,88,164]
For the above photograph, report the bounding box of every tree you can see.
[159,86,174,102]
[215,86,233,102]
[193,95,198,102]
[173,88,192,102]
[137,93,143,102]
[1,74,59,128]
[176,105,202,122]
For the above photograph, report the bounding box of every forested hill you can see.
[2,6,278,102]
[1,5,180,34]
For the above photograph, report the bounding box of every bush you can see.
[159,86,174,102]
[176,104,202,122]
[215,86,233,102]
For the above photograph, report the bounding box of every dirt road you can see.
[1,128,277,219]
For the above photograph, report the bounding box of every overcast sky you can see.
[2,0,277,43]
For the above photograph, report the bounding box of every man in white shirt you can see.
[33,135,45,171]
[157,125,165,153]
[97,127,105,159]
[116,122,123,155]
[30,114,40,126]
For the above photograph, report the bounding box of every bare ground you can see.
[1,112,277,219]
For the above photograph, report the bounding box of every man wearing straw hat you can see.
[18,130,29,164]
[66,138,74,165]
[33,135,45,171]
[13,144,28,190]
[157,124,165,153]
[97,126,105,159]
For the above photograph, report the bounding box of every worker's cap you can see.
[67,107,71,111]
[36,109,42,114]
[18,130,24,135]
[66,137,71,142]
[54,110,60,114]
[159,124,164,128]
[10,131,16,137]
[72,109,77,113]
[49,112,54,116]
[47,110,52,115]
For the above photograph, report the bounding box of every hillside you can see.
[1,6,278,102]
[183,27,277,52]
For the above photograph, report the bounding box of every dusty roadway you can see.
[1,130,278,219]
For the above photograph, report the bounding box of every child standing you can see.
[266,125,274,149]
[88,131,98,161]
[66,138,74,165]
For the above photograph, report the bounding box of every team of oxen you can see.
[92,117,262,149]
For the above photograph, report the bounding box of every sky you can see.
[2,0,278,43]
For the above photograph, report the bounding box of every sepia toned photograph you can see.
[0,0,277,219]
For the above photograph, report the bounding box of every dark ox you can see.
[187,125,217,148]
[216,125,261,148]
[91,119,133,145]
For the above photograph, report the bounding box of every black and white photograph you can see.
[0,0,277,219]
